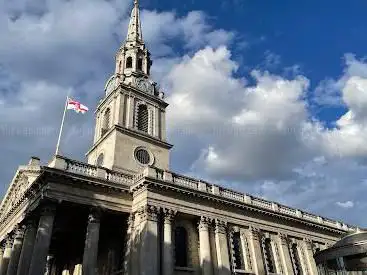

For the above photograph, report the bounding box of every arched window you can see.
[262,238,276,273]
[102,108,111,136]
[175,226,188,267]
[126,56,133,68]
[96,153,104,167]
[137,104,148,133]
[232,232,245,270]
[290,243,303,275]
[137,57,143,71]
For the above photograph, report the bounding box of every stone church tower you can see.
[87,0,172,174]
[0,1,359,275]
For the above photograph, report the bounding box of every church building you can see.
[0,1,357,275]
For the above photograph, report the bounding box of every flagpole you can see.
[55,96,69,156]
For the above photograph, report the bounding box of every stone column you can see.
[163,209,176,275]
[82,208,101,275]
[131,211,141,275]
[28,204,56,275]
[214,220,231,275]
[6,226,25,275]
[247,227,265,275]
[16,218,37,275]
[0,236,14,275]
[123,214,135,275]
[303,239,318,275]
[198,217,213,275]
[276,233,293,275]
[139,205,160,275]
[0,243,4,272]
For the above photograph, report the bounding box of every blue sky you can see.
[2,0,367,227]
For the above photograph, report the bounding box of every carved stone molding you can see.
[198,216,211,231]
[87,208,101,224]
[162,208,176,224]
[214,219,227,234]
[13,225,26,240]
[303,238,314,250]
[127,213,135,227]
[278,232,289,245]
[139,205,160,222]
[249,226,261,241]
[5,235,14,248]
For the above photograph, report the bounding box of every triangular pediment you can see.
[0,165,41,222]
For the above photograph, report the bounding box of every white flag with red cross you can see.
[66,98,89,114]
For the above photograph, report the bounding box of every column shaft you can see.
[28,205,56,275]
[277,234,294,275]
[16,219,37,275]
[0,237,13,275]
[163,209,175,275]
[6,226,25,275]
[139,205,159,275]
[123,214,134,275]
[0,244,5,272]
[82,210,101,275]
[214,220,230,275]
[248,227,266,275]
[198,217,213,275]
[304,239,318,275]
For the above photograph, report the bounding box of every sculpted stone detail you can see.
[40,204,57,217]
[14,225,26,240]
[139,205,160,222]
[278,233,289,245]
[249,226,261,241]
[214,219,227,234]
[198,216,211,231]
[5,235,14,248]
[162,208,176,224]
[304,238,313,250]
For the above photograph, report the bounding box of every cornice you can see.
[139,174,351,235]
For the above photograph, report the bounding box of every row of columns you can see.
[0,205,102,275]
[124,206,321,275]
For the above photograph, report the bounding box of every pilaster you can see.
[0,243,4,272]
[163,208,176,275]
[247,227,265,275]
[28,204,56,275]
[303,238,318,275]
[82,208,101,275]
[6,226,25,275]
[214,220,230,275]
[198,216,213,275]
[239,230,252,272]
[296,239,309,275]
[276,233,293,275]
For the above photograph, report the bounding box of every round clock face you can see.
[136,78,153,94]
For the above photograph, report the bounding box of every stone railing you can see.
[48,155,133,185]
[140,167,356,232]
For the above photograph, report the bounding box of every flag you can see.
[67,98,89,114]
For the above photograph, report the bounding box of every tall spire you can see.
[126,0,143,43]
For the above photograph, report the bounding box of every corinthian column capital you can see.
[278,232,289,245]
[139,205,160,222]
[214,219,227,234]
[163,208,176,224]
[249,226,261,241]
[198,216,211,231]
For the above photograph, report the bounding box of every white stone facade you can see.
[0,1,359,275]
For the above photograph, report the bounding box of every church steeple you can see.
[114,0,152,81]
[126,0,143,43]
[87,0,172,174]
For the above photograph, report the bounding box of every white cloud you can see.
[336,201,354,209]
